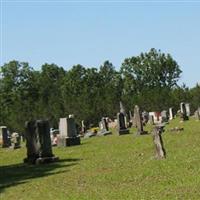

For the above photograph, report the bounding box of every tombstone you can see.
[117,112,129,135]
[142,111,149,125]
[152,124,166,159]
[194,109,200,121]
[180,102,189,121]
[120,101,126,114]
[58,115,80,146]
[185,103,190,117]
[11,132,21,149]
[0,126,11,148]
[24,121,40,164]
[24,120,59,164]
[161,110,168,123]
[97,117,112,136]
[169,107,174,120]
[148,115,154,125]
[134,105,146,135]
[81,120,86,135]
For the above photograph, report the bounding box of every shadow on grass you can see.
[0,158,81,193]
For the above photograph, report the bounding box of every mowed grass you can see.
[1,118,200,200]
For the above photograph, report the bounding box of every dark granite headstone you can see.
[0,126,11,148]
[180,102,189,121]
[117,112,129,135]
[24,120,59,164]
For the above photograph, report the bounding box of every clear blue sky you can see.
[1,1,200,87]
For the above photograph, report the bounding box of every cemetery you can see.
[1,106,200,199]
[1,2,200,199]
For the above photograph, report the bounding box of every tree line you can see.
[0,48,199,132]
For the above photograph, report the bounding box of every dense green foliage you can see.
[0,49,199,132]
[1,118,200,199]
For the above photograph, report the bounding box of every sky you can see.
[0,0,200,88]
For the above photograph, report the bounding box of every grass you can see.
[1,118,200,199]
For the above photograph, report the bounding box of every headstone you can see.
[97,117,112,136]
[24,120,59,164]
[194,109,200,121]
[152,124,166,159]
[24,121,40,164]
[134,105,146,135]
[120,101,126,114]
[142,111,149,125]
[58,115,80,146]
[117,112,129,135]
[161,110,168,123]
[185,103,190,117]
[169,107,174,120]
[11,132,21,149]
[180,102,189,121]
[0,126,11,148]
[148,115,154,125]
[81,120,86,134]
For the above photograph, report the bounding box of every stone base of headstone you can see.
[24,156,59,165]
[118,129,129,135]
[24,156,40,164]
[35,156,59,164]
[97,130,112,136]
[137,130,148,135]
[58,137,80,147]
[13,144,21,149]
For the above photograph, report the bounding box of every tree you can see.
[121,48,182,111]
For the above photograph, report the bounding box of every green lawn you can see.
[1,118,200,200]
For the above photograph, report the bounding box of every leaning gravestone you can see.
[134,105,146,135]
[24,120,59,164]
[180,102,189,121]
[0,126,11,148]
[58,115,80,146]
[97,117,111,136]
[152,124,166,159]
[117,112,129,135]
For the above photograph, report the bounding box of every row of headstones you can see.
[0,126,21,149]
[83,117,112,138]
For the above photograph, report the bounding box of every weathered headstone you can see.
[24,120,59,164]
[58,115,80,146]
[11,132,21,149]
[185,103,190,117]
[194,108,200,121]
[24,121,40,164]
[134,105,146,135]
[169,107,174,120]
[148,115,154,125]
[117,112,129,135]
[0,126,11,148]
[97,117,111,136]
[142,111,149,125]
[161,110,168,123]
[180,102,189,121]
[81,120,86,135]
[152,124,166,159]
